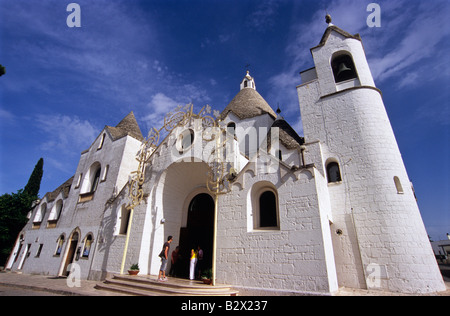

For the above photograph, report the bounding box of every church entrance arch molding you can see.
[59,228,80,277]
[145,160,213,276]
[178,190,215,278]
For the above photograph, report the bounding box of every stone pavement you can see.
[0,270,449,296]
[335,283,450,296]
[0,271,130,296]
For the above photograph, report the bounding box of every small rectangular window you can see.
[76,173,83,189]
[101,165,109,182]
[394,176,403,194]
[97,133,106,150]
[35,244,43,258]
[277,150,282,161]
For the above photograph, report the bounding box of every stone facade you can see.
[5,21,445,295]
[297,23,445,294]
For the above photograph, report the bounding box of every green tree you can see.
[0,158,44,265]
[0,190,35,265]
[23,158,44,197]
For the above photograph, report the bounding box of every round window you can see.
[177,129,195,154]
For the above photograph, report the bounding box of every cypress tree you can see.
[23,158,44,198]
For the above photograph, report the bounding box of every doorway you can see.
[178,193,215,279]
[17,243,30,270]
[6,234,24,270]
[62,231,79,276]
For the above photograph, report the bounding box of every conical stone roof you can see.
[106,111,144,141]
[219,88,277,121]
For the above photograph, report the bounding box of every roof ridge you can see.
[270,117,305,149]
[312,25,361,50]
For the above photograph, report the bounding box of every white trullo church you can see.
[6,18,446,295]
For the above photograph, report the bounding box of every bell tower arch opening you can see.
[331,52,358,83]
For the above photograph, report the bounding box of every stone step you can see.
[95,274,238,296]
[95,282,160,296]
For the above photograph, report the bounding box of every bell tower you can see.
[240,70,256,90]
[296,15,446,294]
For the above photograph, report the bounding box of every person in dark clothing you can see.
[158,236,173,282]
[169,246,180,277]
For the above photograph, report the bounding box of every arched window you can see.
[55,235,65,256]
[250,182,280,230]
[82,234,93,258]
[326,161,342,183]
[331,52,357,83]
[259,191,278,228]
[33,203,47,224]
[394,176,403,194]
[48,199,63,222]
[227,122,236,137]
[47,200,63,228]
[90,168,101,193]
[177,129,195,154]
[79,162,101,202]
[80,162,101,194]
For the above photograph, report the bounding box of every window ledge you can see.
[47,219,59,228]
[78,192,95,203]
[327,181,343,186]
[32,223,41,229]
[251,227,280,232]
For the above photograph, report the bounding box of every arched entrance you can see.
[178,193,215,279]
[61,231,79,276]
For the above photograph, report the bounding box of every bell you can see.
[227,167,237,180]
[337,62,352,77]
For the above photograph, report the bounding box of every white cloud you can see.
[143,93,181,130]
[179,84,211,104]
[267,0,450,121]
[1,0,160,106]
[34,114,98,152]
[46,157,74,175]
[368,2,450,86]
[148,93,179,113]
[246,0,279,31]
[141,87,213,137]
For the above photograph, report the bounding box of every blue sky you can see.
[0,0,449,240]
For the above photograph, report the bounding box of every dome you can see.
[219,86,277,120]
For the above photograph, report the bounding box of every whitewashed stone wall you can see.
[9,128,142,280]
[215,159,338,295]
[297,29,446,293]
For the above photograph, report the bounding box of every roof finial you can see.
[275,104,284,120]
[325,13,332,25]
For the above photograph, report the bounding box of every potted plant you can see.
[128,263,140,275]
[201,268,213,285]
